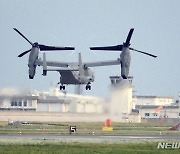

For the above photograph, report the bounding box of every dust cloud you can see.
[108,79,132,122]
[0,87,29,96]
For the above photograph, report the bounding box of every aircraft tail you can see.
[78,53,83,76]
[42,52,47,76]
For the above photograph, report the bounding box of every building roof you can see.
[135,105,179,109]
[0,95,38,100]
[134,95,174,99]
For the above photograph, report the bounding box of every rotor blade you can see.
[13,28,33,46]
[129,47,157,58]
[90,45,123,51]
[18,49,31,57]
[124,28,134,47]
[39,44,75,51]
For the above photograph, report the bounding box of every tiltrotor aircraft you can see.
[14,28,120,90]
[90,28,157,79]
[14,28,157,91]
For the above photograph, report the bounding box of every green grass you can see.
[0,143,179,154]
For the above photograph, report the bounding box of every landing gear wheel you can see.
[85,84,91,90]
[60,85,65,90]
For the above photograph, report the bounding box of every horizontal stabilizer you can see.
[90,45,123,51]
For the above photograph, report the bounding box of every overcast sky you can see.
[0,0,180,99]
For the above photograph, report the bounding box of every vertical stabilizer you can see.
[42,52,47,76]
[78,53,83,76]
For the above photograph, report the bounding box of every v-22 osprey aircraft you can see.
[14,28,157,91]
[13,28,121,90]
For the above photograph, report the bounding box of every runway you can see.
[0,134,180,142]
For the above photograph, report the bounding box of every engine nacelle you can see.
[121,67,128,79]
[28,47,39,79]
[120,48,131,79]
[121,61,130,79]
[28,65,37,79]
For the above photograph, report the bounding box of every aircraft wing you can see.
[84,58,121,68]
[35,59,69,67]
[45,67,78,71]
[42,66,78,76]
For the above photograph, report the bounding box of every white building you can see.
[133,96,173,106]
[136,105,180,119]
[0,88,104,114]
[133,95,180,120]
[0,95,37,111]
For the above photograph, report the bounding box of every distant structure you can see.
[108,75,180,124]
[0,87,104,113]
[0,87,179,124]
[110,76,133,85]
[109,76,140,122]
[134,95,180,120]
[134,95,173,106]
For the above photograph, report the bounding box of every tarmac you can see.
[0,134,180,144]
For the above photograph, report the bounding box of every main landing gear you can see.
[85,83,91,90]
[60,85,65,90]
[58,82,65,91]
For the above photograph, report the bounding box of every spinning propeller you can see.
[90,28,157,58]
[13,28,75,57]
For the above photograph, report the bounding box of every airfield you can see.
[0,120,180,142]
[0,121,180,153]
[0,85,180,153]
[1,134,180,143]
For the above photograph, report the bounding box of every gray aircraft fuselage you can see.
[59,65,94,85]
